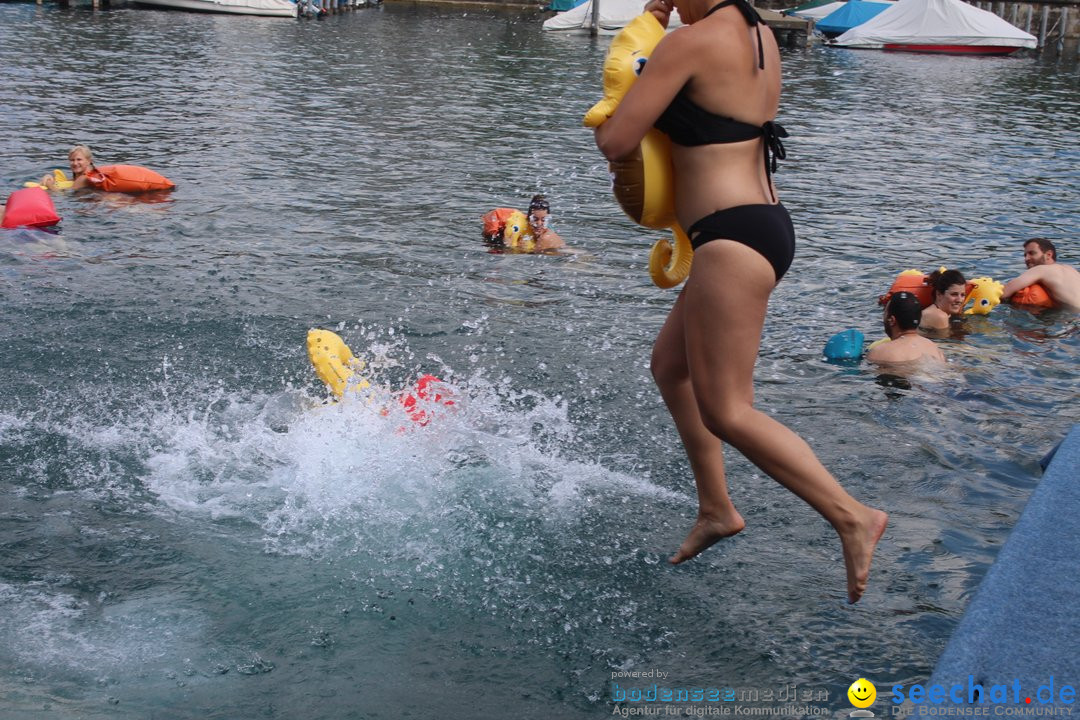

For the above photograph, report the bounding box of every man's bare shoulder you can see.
[866,336,944,366]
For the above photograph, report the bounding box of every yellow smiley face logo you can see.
[847,678,877,708]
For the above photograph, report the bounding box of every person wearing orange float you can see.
[40,145,96,191]
[592,0,886,603]
[919,269,967,331]
[1002,238,1080,310]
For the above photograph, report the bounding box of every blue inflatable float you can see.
[823,328,865,361]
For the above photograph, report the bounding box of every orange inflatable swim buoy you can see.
[879,270,934,308]
[86,165,175,193]
[483,208,517,239]
[1010,283,1056,309]
[879,269,976,309]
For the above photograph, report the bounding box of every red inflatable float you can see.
[1,187,61,229]
[86,165,175,193]
[399,374,455,427]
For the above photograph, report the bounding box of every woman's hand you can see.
[645,0,673,27]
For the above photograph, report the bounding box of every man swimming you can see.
[1002,238,1080,310]
[866,292,946,367]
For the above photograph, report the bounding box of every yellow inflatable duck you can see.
[963,277,1004,315]
[306,328,371,399]
[584,12,692,290]
[24,169,75,191]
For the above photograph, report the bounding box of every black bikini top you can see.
[652,0,788,199]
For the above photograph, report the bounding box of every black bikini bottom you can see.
[688,203,796,282]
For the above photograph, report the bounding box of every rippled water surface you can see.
[1,3,1078,718]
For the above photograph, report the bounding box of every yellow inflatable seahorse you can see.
[584,12,692,290]
[963,277,1004,315]
[501,210,536,253]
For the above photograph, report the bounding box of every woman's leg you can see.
[652,293,746,562]
[680,240,887,604]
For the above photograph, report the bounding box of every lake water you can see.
[1,3,1078,718]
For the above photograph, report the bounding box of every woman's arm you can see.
[593,25,695,161]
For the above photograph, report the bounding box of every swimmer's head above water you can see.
[68,145,95,177]
[885,291,922,333]
[527,194,550,230]
[927,268,967,316]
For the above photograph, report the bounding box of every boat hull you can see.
[135,0,297,17]
[882,43,1022,54]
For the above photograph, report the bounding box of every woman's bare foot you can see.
[669,510,745,564]
[840,507,888,604]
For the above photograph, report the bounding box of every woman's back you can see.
[665,4,783,225]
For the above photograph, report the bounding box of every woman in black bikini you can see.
[593,0,887,603]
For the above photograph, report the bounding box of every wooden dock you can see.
[759,7,816,47]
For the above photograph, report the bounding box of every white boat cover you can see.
[786,0,846,21]
[543,0,684,33]
[832,0,1036,48]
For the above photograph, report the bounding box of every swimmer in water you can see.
[920,269,967,331]
[867,292,946,366]
[40,145,96,191]
[525,195,565,252]
[1002,238,1080,310]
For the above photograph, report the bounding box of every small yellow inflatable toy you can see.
[501,210,536,252]
[24,169,75,191]
[307,328,371,399]
[963,277,1004,315]
[584,12,692,290]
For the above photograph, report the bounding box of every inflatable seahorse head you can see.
[963,277,1004,315]
[584,12,692,289]
[501,210,536,252]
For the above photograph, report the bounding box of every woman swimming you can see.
[40,145,96,191]
[920,269,967,331]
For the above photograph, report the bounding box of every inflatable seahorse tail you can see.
[648,225,693,289]
[307,329,371,399]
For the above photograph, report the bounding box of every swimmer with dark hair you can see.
[1002,238,1080,310]
[920,269,967,331]
[867,292,946,366]
[526,194,565,252]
